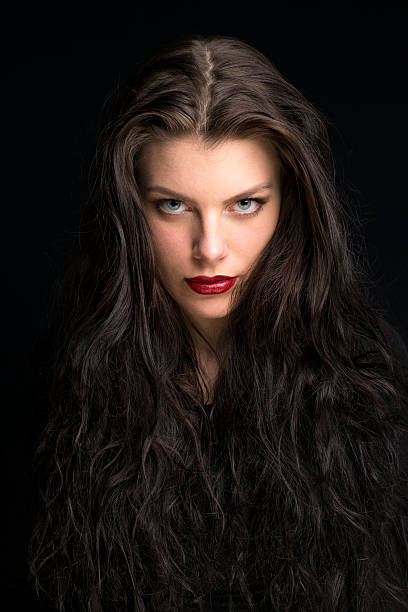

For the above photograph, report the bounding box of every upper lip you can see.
[185,275,236,283]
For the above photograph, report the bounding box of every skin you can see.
[138,133,281,399]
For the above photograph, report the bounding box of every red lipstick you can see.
[184,275,238,295]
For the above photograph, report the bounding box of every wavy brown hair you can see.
[28,33,408,611]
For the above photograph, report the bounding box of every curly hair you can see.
[28,33,408,611]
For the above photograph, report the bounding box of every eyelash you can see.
[154,198,268,218]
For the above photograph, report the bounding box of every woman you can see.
[28,34,408,611]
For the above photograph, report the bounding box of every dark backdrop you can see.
[3,3,408,608]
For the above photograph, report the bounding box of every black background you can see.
[4,2,408,608]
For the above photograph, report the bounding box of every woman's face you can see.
[138,134,281,338]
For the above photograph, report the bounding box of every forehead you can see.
[138,134,280,179]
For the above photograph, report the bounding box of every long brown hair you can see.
[28,33,408,611]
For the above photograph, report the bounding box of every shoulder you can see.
[380,321,408,475]
[351,319,408,465]
[381,319,408,365]
[382,320,408,391]
[353,319,408,378]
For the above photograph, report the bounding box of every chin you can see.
[192,304,231,318]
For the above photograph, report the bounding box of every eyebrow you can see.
[144,182,274,204]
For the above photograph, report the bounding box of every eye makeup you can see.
[153,197,268,218]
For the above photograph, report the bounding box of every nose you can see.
[191,213,229,264]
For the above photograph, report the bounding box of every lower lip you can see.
[185,277,238,294]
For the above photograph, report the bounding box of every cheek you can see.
[241,207,279,257]
[150,223,187,268]
[259,204,280,241]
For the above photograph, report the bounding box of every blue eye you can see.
[154,197,267,217]
[235,198,261,213]
[159,199,185,214]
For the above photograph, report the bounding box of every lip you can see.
[185,275,235,282]
[185,276,238,295]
